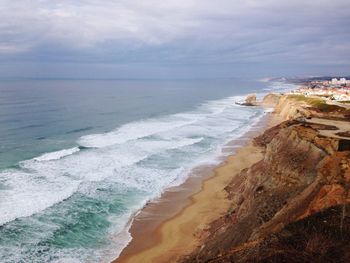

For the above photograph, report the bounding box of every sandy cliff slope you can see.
[182,94,350,263]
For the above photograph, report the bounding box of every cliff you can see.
[182,94,350,263]
[261,93,281,108]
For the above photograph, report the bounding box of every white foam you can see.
[0,170,80,226]
[78,119,195,148]
[264,108,274,113]
[0,136,204,226]
[77,95,247,149]
[263,81,297,92]
[0,93,267,262]
[33,147,80,162]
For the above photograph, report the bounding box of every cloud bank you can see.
[0,0,349,78]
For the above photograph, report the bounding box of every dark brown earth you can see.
[181,95,350,263]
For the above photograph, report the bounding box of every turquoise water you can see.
[0,79,292,262]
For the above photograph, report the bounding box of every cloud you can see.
[0,0,349,77]
[0,0,203,50]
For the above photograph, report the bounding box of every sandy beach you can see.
[115,112,280,263]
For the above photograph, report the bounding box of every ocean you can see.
[0,79,294,262]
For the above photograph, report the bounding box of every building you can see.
[331,78,348,85]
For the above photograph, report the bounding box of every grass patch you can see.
[287,94,345,112]
[288,94,324,104]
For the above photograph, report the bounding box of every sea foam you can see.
[33,147,80,162]
[0,94,266,262]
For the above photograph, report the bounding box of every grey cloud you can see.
[0,0,349,78]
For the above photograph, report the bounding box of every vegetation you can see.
[243,205,350,263]
[287,94,345,112]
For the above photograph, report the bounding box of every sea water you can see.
[0,79,293,262]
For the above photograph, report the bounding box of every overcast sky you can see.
[0,0,349,79]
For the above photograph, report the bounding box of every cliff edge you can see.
[182,94,350,263]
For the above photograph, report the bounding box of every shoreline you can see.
[114,110,280,263]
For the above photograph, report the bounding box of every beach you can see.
[114,90,350,263]
[1,1,349,262]
[4,81,349,263]
[115,111,280,263]
[0,82,348,262]
[0,80,272,262]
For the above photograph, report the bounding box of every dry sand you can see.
[114,113,278,263]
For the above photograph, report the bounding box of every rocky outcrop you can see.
[236,94,258,106]
[181,95,350,263]
[244,93,257,106]
[238,93,282,107]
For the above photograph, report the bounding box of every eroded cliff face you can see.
[182,95,350,263]
[274,94,350,121]
[274,95,311,119]
[261,93,281,108]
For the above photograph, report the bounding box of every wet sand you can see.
[114,112,278,263]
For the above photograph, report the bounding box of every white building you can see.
[331,78,348,85]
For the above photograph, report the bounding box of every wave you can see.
[0,93,266,262]
[78,119,195,148]
[77,95,246,149]
[33,147,80,162]
[263,81,297,92]
[8,123,45,131]
[0,169,80,226]
[66,126,94,134]
[0,136,204,227]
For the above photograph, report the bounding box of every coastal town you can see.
[291,77,350,101]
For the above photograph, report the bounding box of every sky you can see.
[0,0,349,79]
